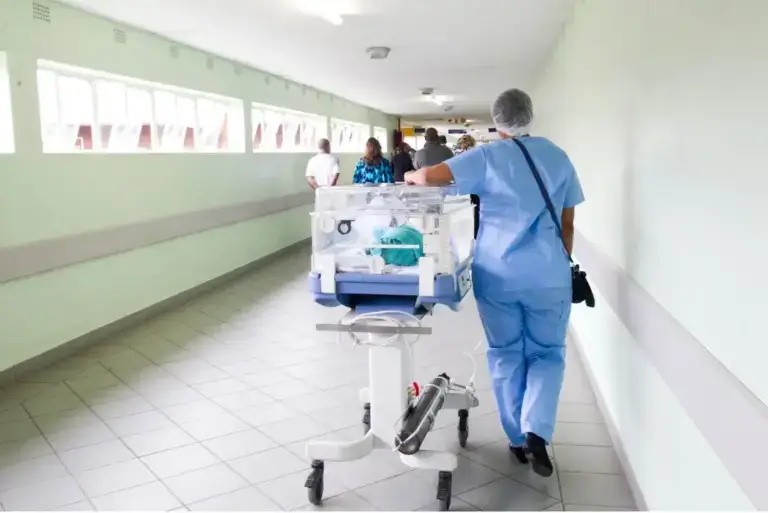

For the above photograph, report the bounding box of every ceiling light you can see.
[320,12,344,25]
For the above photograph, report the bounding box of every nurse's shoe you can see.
[509,445,529,464]
[525,433,553,477]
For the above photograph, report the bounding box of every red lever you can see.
[412,382,420,396]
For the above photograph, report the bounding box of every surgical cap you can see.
[491,88,534,136]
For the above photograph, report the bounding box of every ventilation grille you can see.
[206,57,214,70]
[169,45,179,59]
[32,2,51,23]
[113,28,127,44]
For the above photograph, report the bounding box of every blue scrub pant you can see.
[476,287,571,446]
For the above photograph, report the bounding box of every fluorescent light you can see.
[320,12,344,25]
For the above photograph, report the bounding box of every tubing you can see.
[395,373,451,455]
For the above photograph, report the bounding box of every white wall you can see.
[0,0,397,372]
[534,0,767,509]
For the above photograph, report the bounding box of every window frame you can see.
[0,52,15,154]
[330,118,371,154]
[36,59,245,155]
[251,101,328,154]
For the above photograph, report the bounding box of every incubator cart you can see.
[305,184,478,511]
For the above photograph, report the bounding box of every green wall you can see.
[0,0,397,372]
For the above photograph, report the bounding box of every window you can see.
[251,102,327,153]
[0,53,14,153]
[373,126,389,153]
[330,118,370,154]
[36,60,245,154]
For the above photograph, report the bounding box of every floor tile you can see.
[162,400,227,424]
[554,445,623,475]
[232,402,301,427]
[331,449,411,490]
[0,405,29,424]
[141,443,220,478]
[258,379,317,400]
[296,491,377,511]
[462,440,561,500]
[58,439,135,474]
[34,408,102,437]
[458,477,560,511]
[418,455,503,496]
[78,384,142,408]
[178,412,251,441]
[122,426,195,456]
[564,504,636,511]
[559,473,636,509]
[53,499,95,511]
[91,396,155,421]
[193,378,250,398]
[257,416,330,445]
[0,436,53,466]
[0,419,39,444]
[22,384,84,417]
[187,486,279,511]
[557,402,604,424]
[0,476,86,510]
[0,248,627,511]
[75,459,156,498]
[258,469,348,510]
[239,369,297,388]
[162,463,248,504]
[106,410,173,437]
[554,422,612,447]
[356,471,438,511]
[228,447,307,484]
[210,389,274,411]
[145,387,206,409]
[201,429,278,461]
[0,454,69,491]
[91,481,181,511]
[46,422,116,452]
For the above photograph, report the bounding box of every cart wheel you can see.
[305,460,324,506]
[362,403,371,434]
[458,409,469,448]
[436,470,452,511]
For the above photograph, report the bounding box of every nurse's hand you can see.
[405,168,427,185]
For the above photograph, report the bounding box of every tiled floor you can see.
[0,249,638,511]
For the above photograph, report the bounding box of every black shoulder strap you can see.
[512,138,573,263]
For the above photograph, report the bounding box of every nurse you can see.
[405,88,584,477]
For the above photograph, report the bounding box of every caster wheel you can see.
[362,403,371,434]
[436,470,452,511]
[457,409,469,448]
[304,460,324,506]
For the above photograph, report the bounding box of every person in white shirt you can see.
[306,139,340,189]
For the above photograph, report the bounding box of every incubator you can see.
[309,184,474,314]
[304,184,480,511]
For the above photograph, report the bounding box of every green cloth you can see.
[369,224,424,267]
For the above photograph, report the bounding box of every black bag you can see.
[512,138,595,308]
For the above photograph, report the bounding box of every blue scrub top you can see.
[446,136,585,293]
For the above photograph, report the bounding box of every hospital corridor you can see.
[0,0,765,511]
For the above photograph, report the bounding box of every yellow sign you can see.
[401,127,415,137]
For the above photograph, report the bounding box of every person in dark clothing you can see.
[392,142,415,182]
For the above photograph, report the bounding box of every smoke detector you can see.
[366,47,391,60]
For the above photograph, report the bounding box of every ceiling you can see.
[59,0,574,119]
